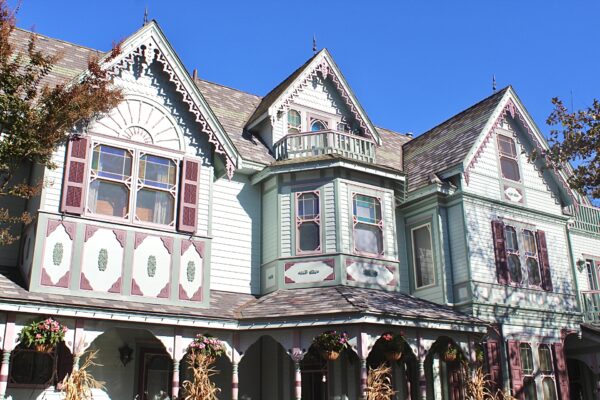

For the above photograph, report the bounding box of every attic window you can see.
[288,110,301,134]
[310,119,327,132]
[497,134,521,182]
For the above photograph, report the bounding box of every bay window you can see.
[412,223,435,288]
[296,191,321,253]
[352,194,383,255]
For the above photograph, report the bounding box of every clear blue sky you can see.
[13,0,600,137]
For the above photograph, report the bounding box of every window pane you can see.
[92,145,132,181]
[505,226,518,251]
[523,230,537,255]
[355,223,383,254]
[500,157,521,181]
[542,378,557,400]
[539,345,553,373]
[508,254,522,284]
[523,377,537,400]
[520,344,534,375]
[299,222,320,252]
[498,135,517,157]
[413,225,434,288]
[288,110,301,133]
[136,189,175,225]
[353,195,381,224]
[310,120,327,131]
[298,193,319,219]
[88,180,129,217]
[139,155,176,189]
[527,258,542,286]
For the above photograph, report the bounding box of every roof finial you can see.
[492,74,497,93]
[312,34,317,55]
[143,7,149,26]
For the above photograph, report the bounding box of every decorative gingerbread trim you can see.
[80,272,93,290]
[113,229,127,248]
[41,268,70,288]
[131,279,143,296]
[161,236,174,254]
[157,282,170,298]
[46,220,62,236]
[134,232,147,249]
[108,277,122,293]
[84,225,99,242]
[107,40,237,179]
[179,284,203,301]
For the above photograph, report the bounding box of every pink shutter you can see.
[506,340,523,399]
[60,136,89,215]
[178,158,200,233]
[492,220,509,284]
[552,343,570,399]
[536,230,553,291]
[486,340,503,392]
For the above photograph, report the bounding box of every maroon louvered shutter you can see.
[60,136,89,215]
[492,220,509,284]
[486,339,503,392]
[178,158,200,233]
[536,230,553,291]
[552,343,570,399]
[506,340,523,399]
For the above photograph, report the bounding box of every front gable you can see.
[464,88,577,209]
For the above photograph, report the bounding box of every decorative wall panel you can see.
[346,259,397,287]
[80,226,125,293]
[179,240,204,301]
[132,234,172,298]
[40,221,75,287]
[284,259,335,284]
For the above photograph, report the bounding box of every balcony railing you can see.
[568,204,600,236]
[273,130,376,163]
[581,290,600,324]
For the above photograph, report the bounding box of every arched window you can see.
[310,119,327,132]
[288,109,301,133]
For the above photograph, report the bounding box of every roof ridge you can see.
[196,77,262,99]
[375,124,410,137]
[335,286,367,311]
[405,86,510,148]
[14,26,105,54]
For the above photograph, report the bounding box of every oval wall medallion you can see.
[97,248,108,272]
[52,243,64,266]
[186,261,195,282]
[147,255,157,277]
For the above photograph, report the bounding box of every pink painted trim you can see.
[2,313,16,351]
[385,265,396,274]
[80,273,93,290]
[40,268,70,288]
[193,241,205,258]
[347,273,356,282]
[285,276,295,284]
[161,236,174,254]
[131,279,143,296]
[56,271,70,288]
[134,233,148,249]
[108,277,122,293]
[325,272,335,281]
[84,225,99,242]
[387,278,398,287]
[179,284,203,301]
[285,262,294,271]
[324,259,335,267]
[63,222,76,241]
[46,220,62,236]
[113,229,127,248]
[181,240,191,254]
[157,282,170,298]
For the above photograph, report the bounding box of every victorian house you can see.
[0,20,599,400]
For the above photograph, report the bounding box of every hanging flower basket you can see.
[18,317,67,353]
[442,345,459,363]
[188,333,225,365]
[378,332,406,362]
[475,345,485,365]
[313,331,349,362]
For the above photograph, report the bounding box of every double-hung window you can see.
[352,194,383,255]
[412,224,435,289]
[296,191,321,253]
[538,344,558,400]
[520,344,537,400]
[504,226,522,284]
[523,230,542,286]
[87,142,179,228]
[497,134,521,182]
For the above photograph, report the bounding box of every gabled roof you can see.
[403,88,509,192]
[245,49,381,144]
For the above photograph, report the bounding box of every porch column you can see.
[293,360,301,400]
[0,350,11,398]
[172,359,180,399]
[232,361,239,400]
[418,360,426,400]
[360,357,368,399]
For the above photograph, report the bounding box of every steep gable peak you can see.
[246,49,381,144]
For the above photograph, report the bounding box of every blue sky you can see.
[13,0,600,137]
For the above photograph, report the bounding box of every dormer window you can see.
[497,134,521,182]
[310,119,327,132]
[288,109,302,134]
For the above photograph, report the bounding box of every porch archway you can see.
[425,336,467,400]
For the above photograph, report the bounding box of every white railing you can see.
[581,290,600,324]
[569,204,600,236]
[273,130,376,163]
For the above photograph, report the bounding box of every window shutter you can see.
[178,158,200,233]
[552,343,570,399]
[492,220,509,284]
[506,340,523,399]
[536,230,553,291]
[486,339,503,392]
[60,136,89,215]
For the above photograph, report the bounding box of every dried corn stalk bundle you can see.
[365,364,396,400]
[181,351,220,400]
[61,350,105,400]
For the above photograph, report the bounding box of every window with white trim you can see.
[497,134,521,182]
[412,224,435,289]
[502,225,544,288]
[296,191,321,253]
[520,343,537,400]
[87,141,179,228]
[523,230,542,286]
[352,194,383,255]
[288,109,302,134]
[504,226,522,284]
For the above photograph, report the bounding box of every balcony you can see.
[273,130,376,163]
[568,204,600,236]
[581,290,600,324]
